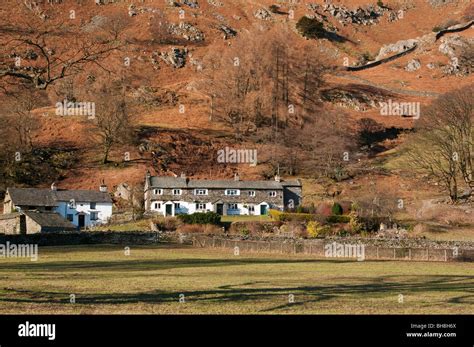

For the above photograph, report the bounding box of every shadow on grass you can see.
[0,274,473,312]
[0,257,353,273]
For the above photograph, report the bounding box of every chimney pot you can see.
[99,181,108,192]
[51,182,57,191]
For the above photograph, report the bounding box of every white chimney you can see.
[99,180,107,192]
[274,175,281,182]
[180,172,186,179]
[234,173,240,181]
[51,182,57,191]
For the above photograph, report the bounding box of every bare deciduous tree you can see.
[0,4,128,91]
[92,83,135,164]
[202,26,329,137]
[405,84,473,202]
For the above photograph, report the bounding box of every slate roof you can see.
[23,211,76,230]
[6,188,112,207]
[149,176,188,189]
[149,176,301,190]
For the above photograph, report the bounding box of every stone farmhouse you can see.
[1,183,113,233]
[144,172,302,217]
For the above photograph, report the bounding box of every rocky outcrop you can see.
[114,183,132,200]
[376,39,418,60]
[207,0,223,6]
[405,59,421,72]
[254,8,272,21]
[219,25,237,39]
[322,3,386,26]
[438,35,474,75]
[165,0,179,6]
[168,22,204,42]
[321,84,392,111]
[81,15,108,33]
[159,48,188,68]
[181,0,199,9]
[128,4,137,17]
[428,0,455,7]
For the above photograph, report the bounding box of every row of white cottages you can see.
[1,174,302,232]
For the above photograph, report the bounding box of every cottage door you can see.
[78,214,85,229]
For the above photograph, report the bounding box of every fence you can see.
[191,236,474,262]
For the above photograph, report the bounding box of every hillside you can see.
[0,0,473,235]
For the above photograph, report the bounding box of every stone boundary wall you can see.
[191,235,474,262]
[345,44,418,71]
[344,20,473,72]
[1,232,472,262]
[435,20,474,40]
[0,231,161,246]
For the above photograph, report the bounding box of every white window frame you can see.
[154,189,163,195]
[154,202,161,209]
[174,203,181,209]
[172,189,182,195]
[248,190,256,197]
[268,191,277,197]
[228,203,238,210]
[196,203,206,210]
[225,189,240,196]
[248,205,255,213]
[194,189,208,196]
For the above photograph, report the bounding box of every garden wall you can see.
[0,231,161,246]
[191,235,474,262]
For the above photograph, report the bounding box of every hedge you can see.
[326,215,351,224]
[278,213,325,223]
[177,212,221,225]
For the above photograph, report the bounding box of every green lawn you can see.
[0,244,472,314]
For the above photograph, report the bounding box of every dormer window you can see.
[154,189,163,195]
[194,189,208,196]
[225,189,240,196]
[172,189,182,195]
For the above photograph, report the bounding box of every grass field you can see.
[0,244,473,314]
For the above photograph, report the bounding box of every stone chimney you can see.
[99,180,108,193]
[180,172,186,179]
[234,173,240,181]
[51,182,57,191]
